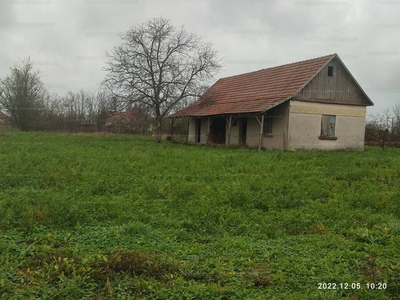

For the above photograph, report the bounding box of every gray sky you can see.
[0,0,399,116]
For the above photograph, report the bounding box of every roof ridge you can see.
[221,53,336,80]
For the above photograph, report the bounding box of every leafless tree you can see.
[0,57,47,131]
[102,17,222,142]
[95,92,110,132]
[37,90,112,133]
[40,93,63,131]
[391,104,400,141]
[198,88,223,108]
[365,107,400,146]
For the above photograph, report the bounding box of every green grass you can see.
[0,131,399,299]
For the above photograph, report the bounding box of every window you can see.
[320,115,337,140]
[263,113,273,136]
[327,66,334,77]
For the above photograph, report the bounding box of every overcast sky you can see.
[0,0,399,116]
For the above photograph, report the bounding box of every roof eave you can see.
[260,97,293,114]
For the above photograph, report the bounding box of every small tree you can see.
[0,58,47,131]
[102,17,222,142]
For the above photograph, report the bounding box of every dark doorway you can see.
[195,119,201,143]
[240,118,247,145]
[210,118,226,144]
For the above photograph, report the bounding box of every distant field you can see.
[0,131,399,299]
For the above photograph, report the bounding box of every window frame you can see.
[319,114,337,140]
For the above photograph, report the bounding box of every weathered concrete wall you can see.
[288,100,367,150]
[244,102,289,150]
[226,118,240,146]
[245,117,260,148]
[262,102,289,150]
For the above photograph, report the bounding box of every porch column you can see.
[206,117,213,144]
[226,115,232,146]
[257,115,265,151]
[185,117,192,142]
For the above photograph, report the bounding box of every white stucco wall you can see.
[288,100,367,151]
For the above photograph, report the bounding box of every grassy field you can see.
[0,131,399,299]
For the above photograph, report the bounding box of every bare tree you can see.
[391,104,400,142]
[94,92,110,132]
[198,88,223,108]
[102,17,222,142]
[41,93,63,131]
[0,57,47,131]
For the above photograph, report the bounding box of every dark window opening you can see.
[327,66,334,77]
[263,113,273,136]
[210,118,226,144]
[232,119,237,126]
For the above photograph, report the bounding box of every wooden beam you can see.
[206,117,213,144]
[226,115,232,146]
[184,117,192,142]
[257,115,264,151]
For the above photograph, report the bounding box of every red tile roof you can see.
[107,107,154,123]
[172,54,336,117]
[107,110,136,122]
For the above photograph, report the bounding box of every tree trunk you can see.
[155,117,162,143]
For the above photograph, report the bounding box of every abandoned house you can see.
[171,53,374,150]
[106,107,154,135]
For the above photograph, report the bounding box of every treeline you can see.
[1,85,152,134]
[1,88,187,135]
[365,104,400,147]
[0,58,109,132]
[0,57,189,136]
[35,91,110,133]
[0,58,149,134]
